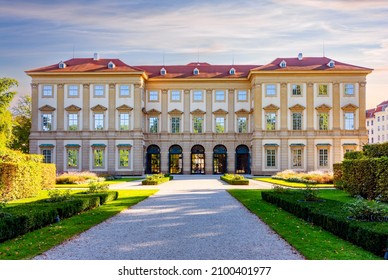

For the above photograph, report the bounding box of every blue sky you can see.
[1,0,387,108]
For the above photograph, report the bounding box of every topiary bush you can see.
[142,173,171,185]
[221,174,249,185]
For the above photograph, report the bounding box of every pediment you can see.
[289,104,305,112]
[91,104,107,111]
[168,109,183,115]
[235,108,251,115]
[65,104,82,112]
[190,109,206,115]
[116,104,133,111]
[263,104,279,111]
[39,105,56,112]
[315,103,332,112]
[213,108,228,115]
[341,103,359,112]
[146,108,161,115]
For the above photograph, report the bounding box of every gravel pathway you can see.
[34,177,303,260]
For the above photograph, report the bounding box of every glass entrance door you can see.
[146,145,160,174]
[191,145,205,174]
[169,145,183,174]
[236,145,250,174]
[213,145,227,174]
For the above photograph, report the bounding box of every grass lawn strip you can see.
[228,189,381,260]
[254,177,333,188]
[0,189,157,260]
[55,177,143,188]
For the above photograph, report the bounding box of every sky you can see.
[1,0,387,109]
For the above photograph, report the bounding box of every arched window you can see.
[235,145,250,174]
[146,145,160,174]
[213,145,227,174]
[169,145,183,174]
[191,145,205,174]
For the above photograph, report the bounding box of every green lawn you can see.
[254,177,334,188]
[228,189,382,260]
[55,177,143,188]
[0,189,157,260]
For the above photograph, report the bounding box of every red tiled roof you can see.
[251,57,372,72]
[136,63,259,78]
[26,58,144,73]
[366,108,376,118]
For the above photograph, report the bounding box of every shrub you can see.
[363,142,388,158]
[56,172,102,184]
[142,173,171,185]
[344,151,365,160]
[47,189,72,202]
[75,191,119,205]
[344,196,388,222]
[333,163,343,189]
[273,170,333,184]
[41,163,56,189]
[220,174,249,185]
[301,184,320,201]
[88,181,110,193]
[261,191,388,257]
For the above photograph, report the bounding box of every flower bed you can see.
[220,174,249,185]
[273,170,333,184]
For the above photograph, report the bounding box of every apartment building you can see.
[26,53,372,175]
[366,100,388,144]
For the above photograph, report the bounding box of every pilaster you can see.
[358,82,367,131]
[31,83,39,131]
[161,89,168,133]
[57,84,64,131]
[82,84,90,130]
[184,89,190,132]
[332,82,340,130]
[82,139,90,171]
[108,83,116,130]
[253,83,262,131]
[228,89,235,133]
[107,139,115,173]
[280,82,288,130]
[56,140,64,174]
[306,138,315,171]
[306,82,314,130]
[206,89,213,133]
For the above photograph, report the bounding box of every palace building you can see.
[26,53,372,175]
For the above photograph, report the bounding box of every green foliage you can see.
[375,157,388,202]
[363,142,388,158]
[41,163,56,189]
[75,191,118,205]
[220,174,249,185]
[56,171,102,184]
[261,191,388,257]
[142,173,171,185]
[87,181,109,193]
[10,95,31,153]
[333,163,343,189]
[272,184,290,193]
[301,184,320,201]
[344,196,388,222]
[47,189,72,202]
[0,78,18,149]
[344,151,365,159]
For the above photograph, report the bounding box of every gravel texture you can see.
[34,176,303,260]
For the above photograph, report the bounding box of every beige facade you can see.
[26,55,372,175]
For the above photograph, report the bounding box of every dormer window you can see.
[229,68,236,75]
[108,61,116,69]
[279,60,287,68]
[59,61,66,69]
[327,60,335,68]
[193,68,199,75]
[160,68,167,75]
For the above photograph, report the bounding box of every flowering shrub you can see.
[273,170,333,184]
[56,172,104,184]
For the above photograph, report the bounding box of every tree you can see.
[11,95,31,153]
[0,78,18,149]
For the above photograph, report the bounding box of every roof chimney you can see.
[297,53,303,60]
[93,53,99,60]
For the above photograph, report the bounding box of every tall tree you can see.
[11,95,31,153]
[0,78,18,149]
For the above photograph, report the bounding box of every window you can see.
[378,135,380,141]
[371,120,374,125]
[237,117,247,133]
[319,149,328,167]
[193,117,203,133]
[378,126,380,131]
[319,113,329,130]
[171,117,180,133]
[377,116,380,122]
[149,91,158,101]
[42,85,53,97]
[229,68,236,75]
[265,113,276,130]
[119,113,130,130]
[215,90,225,101]
[160,68,166,75]
[68,85,79,97]
[93,149,104,168]
[94,85,105,97]
[344,84,354,95]
[67,149,78,168]
[383,116,385,121]
[292,113,302,130]
[318,84,328,96]
[68,113,78,131]
[266,84,276,96]
[149,117,158,133]
[193,90,203,101]
[266,149,276,167]
[344,112,355,130]
[42,113,53,131]
[94,113,104,130]
[215,117,225,133]
[42,149,52,163]
[237,90,247,101]
[292,149,302,167]
[171,90,181,102]
[119,85,130,97]
[119,148,130,167]
[193,68,199,75]
[367,121,369,126]
[292,84,302,96]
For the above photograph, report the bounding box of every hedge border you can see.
[261,191,387,257]
[220,175,249,185]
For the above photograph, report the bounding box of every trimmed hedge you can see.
[41,163,56,189]
[261,191,388,257]
[333,163,343,189]
[142,174,172,185]
[220,174,249,185]
[363,142,388,158]
[344,151,365,160]
[0,191,118,242]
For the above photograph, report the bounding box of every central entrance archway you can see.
[236,145,250,174]
[146,145,160,174]
[169,145,183,174]
[213,145,227,174]
[191,145,205,174]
